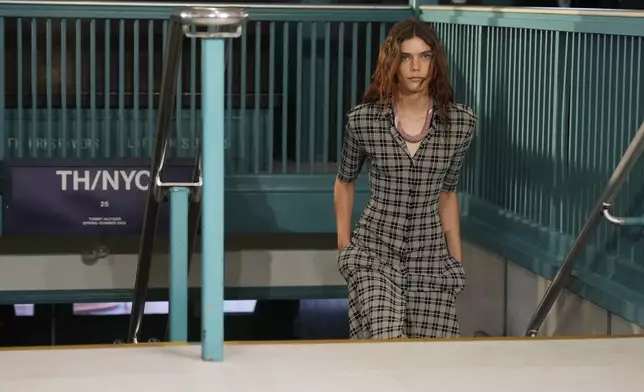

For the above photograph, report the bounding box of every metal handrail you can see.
[524,120,644,337]
[126,6,247,345]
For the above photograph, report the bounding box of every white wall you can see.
[458,241,644,337]
[0,250,345,292]
[0,240,641,336]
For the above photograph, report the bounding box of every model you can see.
[334,18,477,339]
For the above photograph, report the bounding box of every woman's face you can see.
[396,36,433,95]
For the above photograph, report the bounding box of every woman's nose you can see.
[411,58,420,71]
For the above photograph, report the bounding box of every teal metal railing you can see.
[421,6,644,328]
[0,1,412,175]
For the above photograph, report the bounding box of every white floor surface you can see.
[1,336,643,392]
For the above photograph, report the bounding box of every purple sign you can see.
[3,163,195,236]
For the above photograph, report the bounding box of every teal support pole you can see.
[201,38,226,362]
[168,186,190,343]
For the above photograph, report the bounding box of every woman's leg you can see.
[345,269,407,339]
[405,290,460,338]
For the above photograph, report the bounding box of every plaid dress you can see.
[337,100,477,339]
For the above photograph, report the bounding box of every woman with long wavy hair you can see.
[334,18,477,339]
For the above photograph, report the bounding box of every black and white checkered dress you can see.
[337,100,477,339]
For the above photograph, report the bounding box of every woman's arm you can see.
[334,179,355,251]
[335,118,365,251]
[439,191,462,262]
[439,109,477,262]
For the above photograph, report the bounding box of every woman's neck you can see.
[394,91,431,113]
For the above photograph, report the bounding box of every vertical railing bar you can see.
[364,22,372,91]
[308,22,316,173]
[267,22,275,174]
[493,27,501,204]
[147,20,154,156]
[75,19,81,159]
[160,19,167,159]
[190,27,197,154]
[580,34,589,234]
[636,38,642,149]
[30,18,37,158]
[537,30,545,224]
[473,25,482,199]
[520,28,528,216]
[607,35,616,247]
[90,19,97,158]
[484,26,493,203]
[322,22,330,172]
[226,38,232,173]
[350,22,357,107]
[335,22,344,165]
[527,30,536,221]
[524,28,531,219]
[576,34,586,231]
[467,25,475,193]
[254,21,261,174]
[119,19,125,158]
[133,19,141,158]
[104,19,111,158]
[239,26,247,173]
[589,35,598,237]
[624,37,634,235]
[61,19,68,158]
[611,37,618,185]
[448,24,455,96]
[596,36,606,247]
[175,34,183,158]
[549,31,559,232]
[295,21,302,173]
[620,36,629,232]
[17,18,24,158]
[509,28,517,214]
[46,18,53,158]
[596,36,607,245]
[281,22,289,174]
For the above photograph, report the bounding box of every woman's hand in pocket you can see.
[337,236,350,253]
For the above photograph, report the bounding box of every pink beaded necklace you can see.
[392,97,434,143]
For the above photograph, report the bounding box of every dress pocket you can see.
[444,255,466,295]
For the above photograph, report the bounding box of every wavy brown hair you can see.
[363,18,453,120]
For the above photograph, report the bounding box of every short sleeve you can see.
[441,120,476,193]
[337,118,366,184]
